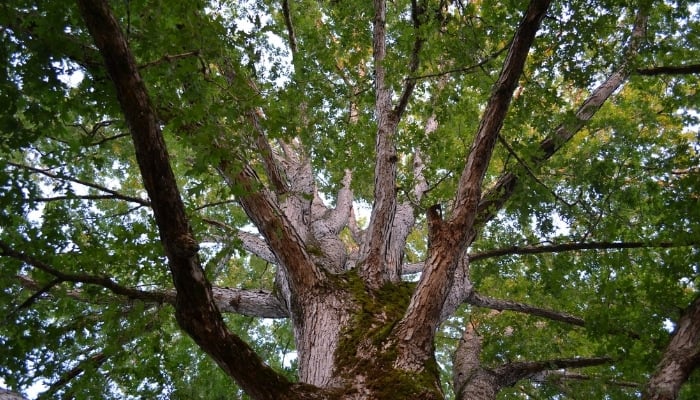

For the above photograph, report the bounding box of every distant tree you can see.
[1,0,699,399]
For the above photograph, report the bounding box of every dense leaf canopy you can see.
[0,0,699,399]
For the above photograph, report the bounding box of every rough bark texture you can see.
[644,295,700,400]
[76,2,321,399]
[392,0,552,372]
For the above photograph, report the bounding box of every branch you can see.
[3,278,63,323]
[534,370,640,388]
[495,356,612,388]
[138,50,202,69]
[394,0,551,371]
[326,170,354,234]
[466,291,585,327]
[406,46,508,81]
[75,2,306,398]
[454,322,613,399]
[637,63,700,76]
[201,218,278,264]
[7,162,150,206]
[217,163,324,290]
[37,352,107,399]
[643,294,700,400]
[358,0,400,288]
[393,0,425,118]
[14,272,289,319]
[0,388,27,400]
[468,240,698,262]
[475,6,649,229]
[281,0,297,56]
[0,240,171,304]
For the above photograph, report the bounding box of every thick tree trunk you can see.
[291,274,444,400]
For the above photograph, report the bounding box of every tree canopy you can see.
[1,0,699,399]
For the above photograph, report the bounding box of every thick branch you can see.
[394,0,551,371]
[358,0,400,288]
[454,323,612,400]
[475,7,649,228]
[643,295,700,400]
[0,388,27,400]
[326,170,354,234]
[75,2,307,398]
[218,163,324,290]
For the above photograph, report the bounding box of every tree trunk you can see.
[291,273,444,399]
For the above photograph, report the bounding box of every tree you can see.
[1,0,699,398]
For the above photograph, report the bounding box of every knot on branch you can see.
[169,233,200,258]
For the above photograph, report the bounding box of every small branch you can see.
[393,0,425,119]
[30,194,138,203]
[88,132,130,146]
[138,50,202,69]
[466,291,585,327]
[7,162,150,206]
[193,199,238,211]
[405,46,508,81]
[636,63,700,76]
[281,0,297,56]
[37,352,108,399]
[535,370,641,388]
[3,278,63,323]
[495,356,612,387]
[0,240,171,304]
[468,240,698,262]
[497,134,574,207]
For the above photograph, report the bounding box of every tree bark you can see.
[644,295,700,400]
[75,2,322,399]
[393,0,551,372]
